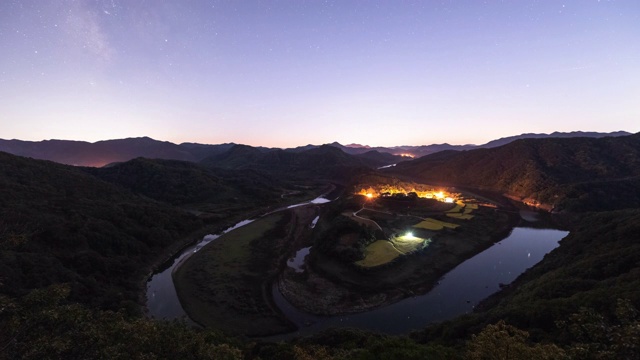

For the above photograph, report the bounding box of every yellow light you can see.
[405,231,414,239]
[366,193,373,199]
[444,197,454,203]
[435,192,445,199]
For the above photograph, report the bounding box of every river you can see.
[146,195,332,322]
[147,199,567,338]
[268,227,568,339]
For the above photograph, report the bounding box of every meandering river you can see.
[146,195,331,322]
[268,227,568,339]
[147,198,567,338]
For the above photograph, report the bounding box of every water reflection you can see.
[270,227,568,339]
[287,247,311,273]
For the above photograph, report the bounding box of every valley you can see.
[3,1,638,356]
[2,132,639,359]
[159,176,566,338]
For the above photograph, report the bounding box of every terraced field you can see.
[413,218,460,230]
[356,240,402,267]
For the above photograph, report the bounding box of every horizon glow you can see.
[1,1,639,148]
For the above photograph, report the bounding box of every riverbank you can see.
[142,182,336,319]
[140,204,287,317]
[171,204,330,336]
[278,202,519,316]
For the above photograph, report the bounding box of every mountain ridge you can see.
[0,131,631,167]
[391,132,640,212]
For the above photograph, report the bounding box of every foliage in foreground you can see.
[2,285,639,360]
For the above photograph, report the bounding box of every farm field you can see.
[392,233,430,254]
[356,240,402,267]
[173,212,293,336]
[278,183,518,316]
[413,218,460,230]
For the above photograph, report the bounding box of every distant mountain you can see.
[200,144,267,168]
[0,137,234,167]
[480,131,632,148]
[345,143,371,149]
[332,131,632,158]
[329,142,475,158]
[392,133,640,212]
[85,157,283,207]
[353,150,404,165]
[200,144,399,181]
[176,142,236,161]
[0,131,631,167]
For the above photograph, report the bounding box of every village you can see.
[348,183,484,268]
[357,184,459,203]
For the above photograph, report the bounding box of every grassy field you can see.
[413,218,460,230]
[356,234,428,268]
[173,212,294,336]
[283,190,519,315]
[356,240,402,267]
[443,200,476,219]
[447,213,474,220]
[392,234,429,254]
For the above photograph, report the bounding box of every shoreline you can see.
[276,202,520,317]
[140,183,335,320]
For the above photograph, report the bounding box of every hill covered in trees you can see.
[200,144,394,181]
[0,152,290,313]
[1,131,628,168]
[0,152,206,312]
[392,133,640,212]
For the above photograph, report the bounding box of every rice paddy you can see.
[354,195,482,268]
[356,240,402,267]
[413,218,460,230]
[356,233,429,268]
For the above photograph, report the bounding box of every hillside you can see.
[0,137,233,167]
[201,144,392,181]
[1,131,629,168]
[332,131,631,157]
[415,208,640,353]
[392,133,640,211]
[481,130,632,149]
[85,157,283,208]
[0,152,205,312]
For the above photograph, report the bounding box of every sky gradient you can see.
[1,0,638,147]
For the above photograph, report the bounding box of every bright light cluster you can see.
[357,186,458,203]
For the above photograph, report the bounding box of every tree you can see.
[465,320,566,360]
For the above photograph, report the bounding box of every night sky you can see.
[1,1,638,147]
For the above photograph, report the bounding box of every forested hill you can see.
[0,137,235,167]
[200,144,396,181]
[84,157,283,207]
[0,152,209,312]
[392,133,640,212]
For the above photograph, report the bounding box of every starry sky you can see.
[1,1,638,148]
